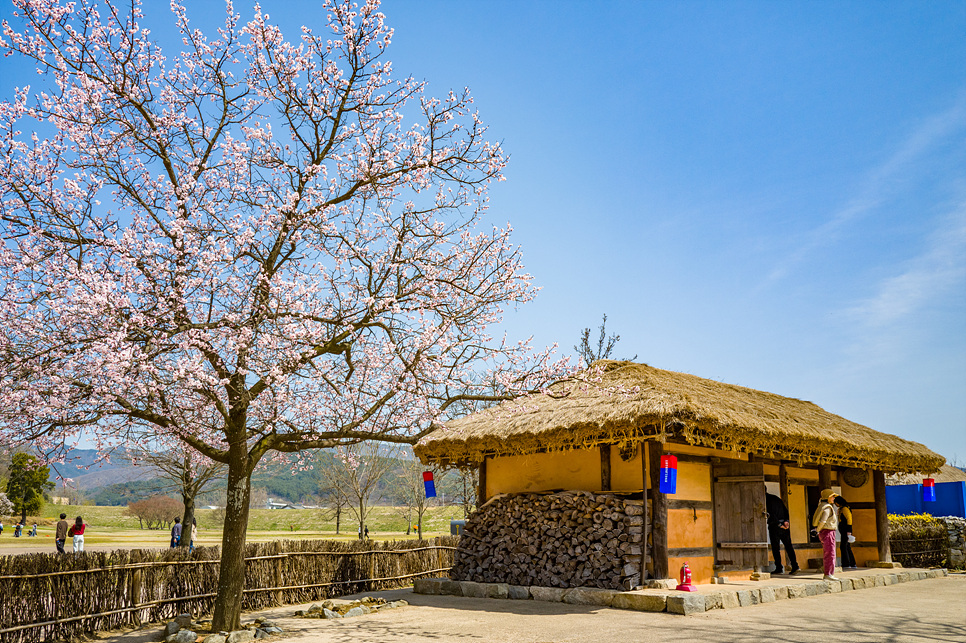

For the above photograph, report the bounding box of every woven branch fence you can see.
[887,514,949,569]
[0,536,458,643]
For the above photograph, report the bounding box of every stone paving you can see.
[413,567,949,616]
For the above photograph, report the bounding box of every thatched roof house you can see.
[416,361,943,474]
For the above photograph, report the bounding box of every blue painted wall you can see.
[885,481,966,518]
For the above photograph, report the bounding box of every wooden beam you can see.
[779,463,790,509]
[600,444,612,492]
[873,470,892,563]
[818,465,832,491]
[477,457,488,508]
[639,441,649,582]
[648,442,669,579]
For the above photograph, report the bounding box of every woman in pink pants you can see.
[812,488,839,580]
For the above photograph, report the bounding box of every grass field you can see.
[0,504,467,551]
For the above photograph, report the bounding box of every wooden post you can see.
[873,470,892,563]
[779,463,790,508]
[640,442,648,582]
[477,457,488,509]
[600,444,612,492]
[818,464,832,491]
[648,442,669,579]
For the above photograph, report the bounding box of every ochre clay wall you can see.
[665,457,714,584]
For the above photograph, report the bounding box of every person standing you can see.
[834,496,857,570]
[189,518,198,552]
[766,492,800,574]
[29,522,37,537]
[812,489,839,581]
[55,513,69,553]
[68,516,86,553]
[170,517,182,548]
[14,522,22,537]
[0,520,4,536]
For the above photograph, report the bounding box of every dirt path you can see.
[99,575,966,643]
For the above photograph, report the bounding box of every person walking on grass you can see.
[170,516,182,548]
[813,489,839,581]
[766,492,800,575]
[68,515,86,553]
[834,495,858,570]
[189,518,197,552]
[55,513,68,553]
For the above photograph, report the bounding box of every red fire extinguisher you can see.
[676,561,697,592]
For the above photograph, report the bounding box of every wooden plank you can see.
[714,475,765,483]
[668,500,713,511]
[648,441,669,579]
[669,547,714,558]
[640,442,649,580]
[718,542,769,549]
[600,443,611,492]
[873,470,892,562]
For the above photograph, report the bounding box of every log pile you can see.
[451,491,648,590]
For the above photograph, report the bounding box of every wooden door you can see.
[713,461,768,571]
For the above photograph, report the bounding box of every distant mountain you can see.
[48,448,153,490]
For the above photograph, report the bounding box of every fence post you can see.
[129,569,142,626]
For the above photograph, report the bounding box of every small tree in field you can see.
[5,452,53,523]
[320,442,396,540]
[126,495,185,530]
[0,0,568,629]
[392,447,446,539]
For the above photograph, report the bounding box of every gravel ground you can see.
[98,574,966,643]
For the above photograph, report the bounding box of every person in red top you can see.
[67,516,86,553]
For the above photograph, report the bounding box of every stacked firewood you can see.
[450,490,647,590]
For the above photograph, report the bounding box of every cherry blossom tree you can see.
[0,0,567,629]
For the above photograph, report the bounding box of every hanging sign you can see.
[423,471,437,498]
[923,478,936,502]
[659,454,678,494]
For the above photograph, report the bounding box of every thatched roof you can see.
[888,465,966,486]
[415,361,944,474]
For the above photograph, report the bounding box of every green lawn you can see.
[0,504,467,551]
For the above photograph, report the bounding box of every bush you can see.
[888,513,949,568]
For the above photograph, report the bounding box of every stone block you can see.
[840,578,853,591]
[885,574,898,585]
[460,581,487,598]
[774,586,789,600]
[759,587,776,603]
[897,572,911,583]
[666,594,706,615]
[562,588,618,607]
[226,632,254,643]
[611,592,667,612]
[736,589,759,607]
[322,609,341,619]
[825,580,842,593]
[703,593,723,610]
[786,584,808,599]
[719,591,741,609]
[439,579,463,596]
[644,579,677,590]
[413,578,442,595]
[507,585,530,600]
[487,583,509,599]
[804,583,822,596]
[873,575,886,587]
[201,636,226,643]
[165,622,181,637]
[344,607,367,618]
[530,586,567,602]
[166,632,196,643]
[174,614,193,629]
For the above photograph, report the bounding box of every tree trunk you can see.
[211,446,252,632]
[335,505,341,535]
[179,488,196,548]
[358,498,365,540]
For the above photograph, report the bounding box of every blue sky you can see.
[2,1,963,465]
[374,0,966,463]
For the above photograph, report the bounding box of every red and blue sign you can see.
[423,471,437,498]
[659,454,678,494]
[923,478,936,502]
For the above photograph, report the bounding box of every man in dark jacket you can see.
[766,493,799,574]
[55,513,69,554]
